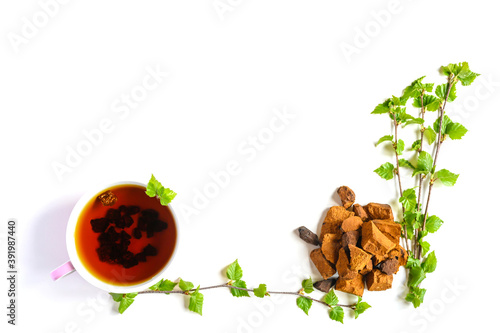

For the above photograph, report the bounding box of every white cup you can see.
[50,181,179,293]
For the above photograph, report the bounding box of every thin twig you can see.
[416,75,454,259]
[138,283,355,309]
[392,111,410,251]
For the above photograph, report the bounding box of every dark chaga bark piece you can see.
[380,258,399,275]
[313,278,337,293]
[342,230,360,251]
[337,186,355,209]
[298,226,320,246]
[97,190,117,206]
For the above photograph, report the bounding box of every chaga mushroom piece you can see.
[366,269,393,291]
[321,233,342,265]
[341,216,364,232]
[398,245,408,267]
[380,258,400,275]
[336,248,357,280]
[310,248,336,279]
[353,204,369,222]
[364,203,394,221]
[336,274,364,297]
[313,278,337,293]
[97,191,117,206]
[348,245,372,271]
[373,219,401,244]
[361,221,397,257]
[359,258,373,275]
[342,230,360,252]
[337,186,355,209]
[298,226,320,246]
[320,206,354,242]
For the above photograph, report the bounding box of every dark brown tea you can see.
[75,184,177,286]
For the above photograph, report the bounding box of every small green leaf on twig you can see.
[188,286,204,315]
[301,277,314,294]
[374,162,395,180]
[253,284,268,298]
[296,296,313,315]
[329,306,344,323]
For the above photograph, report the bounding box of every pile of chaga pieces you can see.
[298,186,407,297]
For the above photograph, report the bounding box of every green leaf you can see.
[412,151,433,176]
[179,279,194,292]
[118,297,135,314]
[423,127,436,145]
[145,174,177,205]
[375,135,393,146]
[405,255,420,269]
[446,122,468,140]
[408,266,426,288]
[374,162,394,180]
[403,117,425,127]
[409,140,421,151]
[435,83,457,102]
[426,215,443,233]
[329,306,344,323]
[296,296,313,315]
[110,293,124,302]
[396,139,405,155]
[354,301,371,319]
[158,186,177,205]
[399,159,415,170]
[458,70,479,86]
[419,240,430,256]
[188,286,204,315]
[302,277,314,294]
[226,259,244,281]
[324,289,339,307]
[372,100,390,114]
[422,251,437,273]
[253,284,267,298]
[433,115,453,134]
[146,174,160,197]
[230,280,250,297]
[125,292,138,299]
[434,169,459,186]
[399,188,417,211]
[405,287,426,308]
[412,94,441,111]
[149,279,177,292]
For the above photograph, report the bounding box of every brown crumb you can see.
[97,191,117,206]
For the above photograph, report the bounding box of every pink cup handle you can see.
[50,261,76,281]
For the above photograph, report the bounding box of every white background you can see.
[1,1,499,332]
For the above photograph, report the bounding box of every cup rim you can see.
[65,180,179,293]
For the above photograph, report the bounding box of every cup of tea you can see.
[50,181,179,293]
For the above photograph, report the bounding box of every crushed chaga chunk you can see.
[143,244,158,256]
[90,218,109,233]
[361,221,397,256]
[298,226,320,246]
[91,206,167,269]
[321,233,341,265]
[341,216,363,232]
[336,247,357,280]
[366,269,393,291]
[380,258,400,275]
[336,274,364,297]
[337,186,356,209]
[348,245,372,272]
[97,191,117,206]
[372,219,401,244]
[310,248,336,279]
[313,278,337,292]
[342,230,360,251]
[364,203,394,221]
[353,204,369,222]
